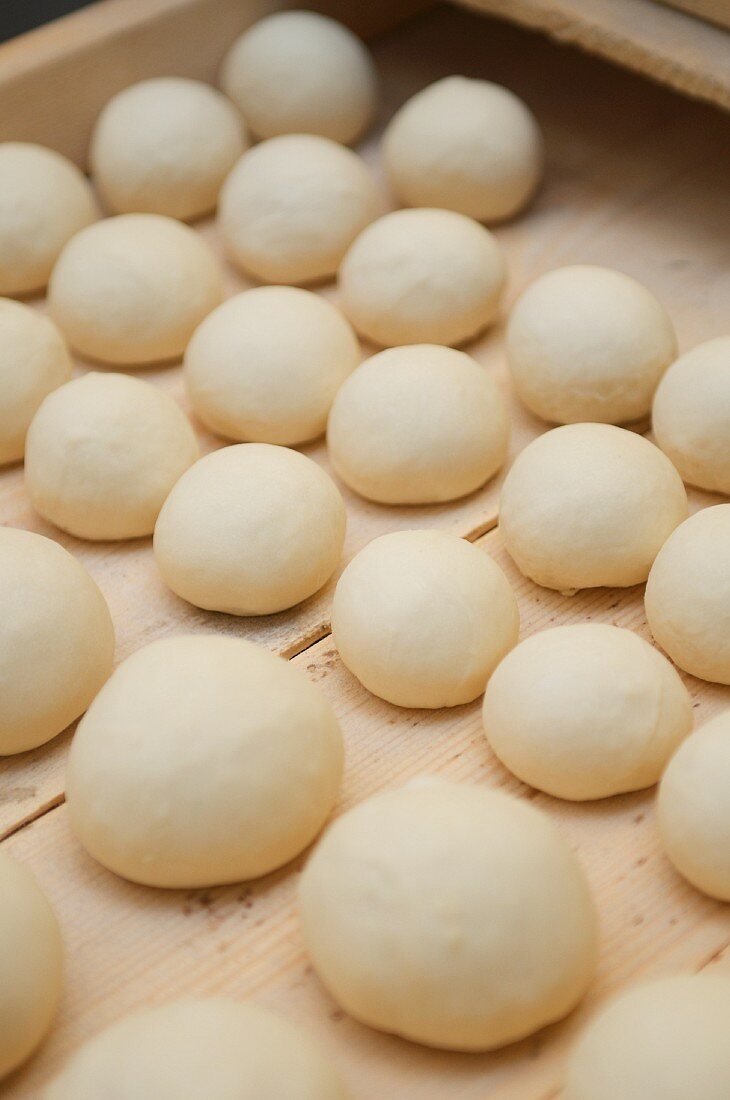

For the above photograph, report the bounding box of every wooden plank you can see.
[657,0,730,33]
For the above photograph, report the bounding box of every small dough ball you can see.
[0,143,97,296]
[328,344,509,503]
[507,266,677,425]
[483,623,692,800]
[500,423,688,591]
[25,373,199,540]
[300,778,597,1051]
[185,286,360,445]
[90,77,247,221]
[48,214,223,366]
[66,635,343,887]
[652,336,730,494]
[154,443,345,615]
[331,530,519,708]
[645,504,730,683]
[0,527,114,755]
[339,208,505,347]
[221,10,377,145]
[383,76,542,223]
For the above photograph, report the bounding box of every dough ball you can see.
[383,76,542,223]
[338,208,506,347]
[0,298,72,466]
[185,286,360,445]
[48,214,223,366]
[652,336,730,494]
[645,504,730,683]
[154,443,345,615]
[507,266,677,425]
[327,344,509,503]
[500,423,687,591]
[483,623,692,800]
[220,10,377,145]
[25,372,199,540]
[331,530,519,708]
[0,527,114,755]
[0,142,98,296]
[300,778,597,1051]
[90,77,247,221]
[218,134,380,285]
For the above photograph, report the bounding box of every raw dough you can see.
[331,530,519,708]
[500,423,688,590]
[300,778,597,1050]
[25,372,199,540]
[327,344,509,503]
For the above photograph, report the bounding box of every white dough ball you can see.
[338,208,506,347]
[327,344,509,503]
[25,373,199,540]
[48,214,223,366]
[331,530,519,708]
[154,443,345,615]
[300,778,597,1051]
[185,286,360,445]
[66,635,344,888]
[507,266,677,425]
[500,423,688,591]
[483,623,692,800]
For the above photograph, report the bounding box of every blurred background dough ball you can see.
[219,134,381,284]
[383,76,543,223]
[48,214,223,366]
[327,344,509,503]
[90,77,247,221]
[507,266,677,425]
[331,530,519,708]
[500,424,687,591]
[25,373,199,540]
[185,286,360,445]
[338,208,506,346]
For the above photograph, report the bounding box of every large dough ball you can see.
[331,530,519,708]
[25,372,199,540]
[185,286,359,445]
[300,778,597,1050]
[327,344,509,503]
[154,443,345,615]
[500,423,688,591]
[48,214,223,366]
[0,527,114,755]
[507,266,677,425]
[483,623,692,800]
[66,635,344,888]
[383,76,542,223]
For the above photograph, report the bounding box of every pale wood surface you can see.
[658,0,730,32]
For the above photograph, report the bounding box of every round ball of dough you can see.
[0,527,114,755]
[507,266,677,425]
[48,214,223,366]
[645,504,730,683]
[25,373,199,540]
[383,76,542,223]
[185,286,360,445]
[220,10,377,145]
[338,208,506,347]
[154,443,345,615]
[331,530,519,708]
[500,423,688,591]
[90,77,247,221]
[300,778,597,1051]
[327,344,509,503]
[483,623,692,800]
[0,142,97,296]
[0,298,72,465]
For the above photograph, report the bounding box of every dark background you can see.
[1,0,95,42]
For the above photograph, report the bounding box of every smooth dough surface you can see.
[300,778,597,1051]
[499,423,688,591]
